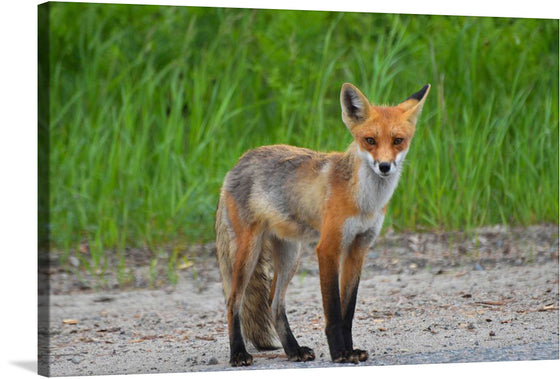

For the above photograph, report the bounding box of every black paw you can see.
[350,349,368,362]
[331,349,368,364]
[288,346,316,362]
[230,351,253,367]
[332,350,352,364]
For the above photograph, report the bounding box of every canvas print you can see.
[38,1,559,376]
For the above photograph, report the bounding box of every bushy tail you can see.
[215,195,278,350]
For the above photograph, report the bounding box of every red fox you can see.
[215,82,430,366]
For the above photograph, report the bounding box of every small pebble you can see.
[71,357,82,364]
[208,357,219,365]
[69,256,80,268]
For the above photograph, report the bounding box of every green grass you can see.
[46,4,559,272]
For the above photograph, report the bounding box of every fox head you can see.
[340,83,430,178]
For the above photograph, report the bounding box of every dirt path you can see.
[39,225,559,376]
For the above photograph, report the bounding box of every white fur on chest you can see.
[339,146,405,249]
[355,146,401,214]
[341,212,385,249]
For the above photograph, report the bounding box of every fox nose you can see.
[378,162,391,174]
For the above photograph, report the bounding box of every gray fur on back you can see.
[224,145,329,225]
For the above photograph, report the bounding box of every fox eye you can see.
[393,138,404,145]
[365,137,376,145]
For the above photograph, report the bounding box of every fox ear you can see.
[340,83,371,130]
[398,84,431,125]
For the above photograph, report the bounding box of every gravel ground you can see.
[39,225,559,376]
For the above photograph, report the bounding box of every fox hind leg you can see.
[227,226,265,366]
[270,237,315,362]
